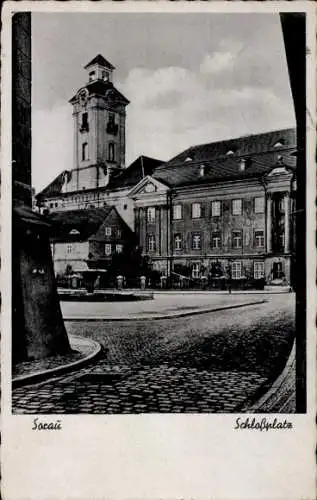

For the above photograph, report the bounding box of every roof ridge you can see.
[185,127,296,152]
[84,54,115,70]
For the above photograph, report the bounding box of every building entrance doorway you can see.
[272,261,283,280]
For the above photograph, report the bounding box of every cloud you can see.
[119,57,295,165]
[32,49,295,191]
[200,52,235,75]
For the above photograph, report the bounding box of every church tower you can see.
[67,54,129,192]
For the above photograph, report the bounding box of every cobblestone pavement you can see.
[12,362,266,414]
[12,294,295,414]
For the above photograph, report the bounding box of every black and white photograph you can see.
[3,2,316,499]
[10,8,310,417]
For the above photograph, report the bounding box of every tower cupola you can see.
[67,55,129,192]
[84,54,115,84]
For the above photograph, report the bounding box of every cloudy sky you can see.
[32,12,295,192]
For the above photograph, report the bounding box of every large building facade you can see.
[131,128,296,287]
[36,55,297,287]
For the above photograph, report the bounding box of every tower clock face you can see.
[78,88,89,106]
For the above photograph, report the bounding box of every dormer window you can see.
[226,145,238,155]
[185,156,192,162]
[199,165,205,177]
[89,71,96,82]
[239,158,246,172]
[273,139,285,148]
[69,229,80,235]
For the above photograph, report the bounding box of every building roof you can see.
[69,81,129,105]
[13,204,53,230]
[36,171,67,199]
[153,128,296,188]
[163,128,296,166]
[107,155,164,190]
[48,207,114,242]
[84,54,115,70]
[36,156,163,199]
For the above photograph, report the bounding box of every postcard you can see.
[1,1,316,499]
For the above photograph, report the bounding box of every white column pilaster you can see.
[266,193,272,253]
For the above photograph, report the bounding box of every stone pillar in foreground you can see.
[284,191,290,253]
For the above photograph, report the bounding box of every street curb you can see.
[153,290,292,295]
[63,299,267,322]
[245,341,296,412]
[12,335,102,389]
[237,340,296,413]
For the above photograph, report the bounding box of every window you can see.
[254,231,264,248]
[81,112,88,131]
[108,142,115,162]
[211,232,221,249]
[102,70,109,81]
[192,233,201,250]
[173,204,182,220]
[232,230,242,248]
[279,198,285,213]
[192,203,201,219]
[211,201,221,217]
[232,261,242,279]
[192,263,201,279]
[272,262,283,279]
[254,261,264,279]
[147,207,156,223]
[232,199,242,215]
[82,142,88,161]
[147,234,156,252]
[174,234,182,251]
[254,197,264,214]
[273,139,285,148]
[105,244,112,256]
[117,229,122,238]
[107,113,118,135]
[66,244,72,255]
[89,71,96,81]
[116,244,123,254]
[105,227,112,236]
